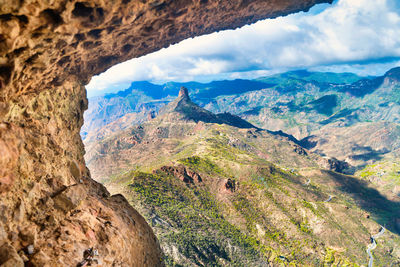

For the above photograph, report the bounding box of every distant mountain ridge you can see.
[83,67,400,175]
[82,79,272,138]
[82,69,370,138]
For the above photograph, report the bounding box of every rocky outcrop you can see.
[224,178,237,192]
[178,86,190,99]
[158,166,202,184]
[294,145,308,156]
[0,0,331,265]
[383,67,400,84]
[317,157,350,173]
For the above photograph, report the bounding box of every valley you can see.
[84,82,400,266]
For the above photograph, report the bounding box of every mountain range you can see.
[83,67,400,174]
[84,85,400,266]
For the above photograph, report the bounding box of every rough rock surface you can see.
[157,165,202,184]
[0,0,330,265]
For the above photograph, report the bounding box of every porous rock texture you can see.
[0,0,330,266]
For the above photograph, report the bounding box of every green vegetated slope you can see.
[355,151,400,200]
[86,90,400,266]
[201,68,400,181]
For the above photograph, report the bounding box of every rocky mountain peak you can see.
[156,86,257,129]
[384,67,400,81]
[178,86,190,99]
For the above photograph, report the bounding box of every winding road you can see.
[366,225,386,267]
[324,195,333,202]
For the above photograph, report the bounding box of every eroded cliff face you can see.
[0,0,330,265]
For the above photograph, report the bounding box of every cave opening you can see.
[1,0,400,266]
[82,0,400,266]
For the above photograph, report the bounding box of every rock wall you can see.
[0,0,330,266]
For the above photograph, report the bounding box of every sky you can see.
[86,0,400,97]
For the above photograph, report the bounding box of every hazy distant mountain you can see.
[83,67,400,174]
[82,79,275,138]
[82,70,366,136]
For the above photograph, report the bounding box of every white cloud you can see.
[86,0,400,96]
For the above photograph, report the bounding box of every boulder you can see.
[53,184,86,213]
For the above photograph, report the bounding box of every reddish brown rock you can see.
[0,123,21,193]
[53,184,86,213]
[159,165,202,183]
[187,169,202,183]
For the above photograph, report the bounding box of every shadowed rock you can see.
[178,86,190,99]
